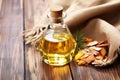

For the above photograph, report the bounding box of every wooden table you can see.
[0,0,120,80]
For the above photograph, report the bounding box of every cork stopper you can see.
[50,5,63,18]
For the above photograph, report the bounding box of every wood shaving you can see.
[75,38,109,66]
[89,46,102,51]
[87,41,98,46]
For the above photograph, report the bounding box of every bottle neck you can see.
[50,17,63,24]
[47,11,66,24]
[47,12,66,28]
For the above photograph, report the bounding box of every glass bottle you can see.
[38,6,76,66]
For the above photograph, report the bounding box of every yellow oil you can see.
[38,32,76,66]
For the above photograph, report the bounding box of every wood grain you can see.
[24,0,72,80]
[70,59,120,80]
[0,0,120,80]
[0,0,24,80]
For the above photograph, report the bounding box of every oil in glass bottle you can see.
[38,5,76,66]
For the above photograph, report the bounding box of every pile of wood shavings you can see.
[75,38,109,66]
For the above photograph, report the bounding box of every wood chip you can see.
[83,54,95,64]
[78,60,86,65]
[80,54,89,59]
[92,60,101,65]
[87,41,98,46]
[96,55,103,60]
[75,50,84,60]
[103,58,108,62]
[89,46,102,51]
[100,47,107,57]
[76,60,80,63]
[89,48,99,55]
[96,43,109,47]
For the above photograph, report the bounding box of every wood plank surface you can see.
[24,0,72,80]
[70,58,120,80]
[0,0,120,80]
[0,0,24,80]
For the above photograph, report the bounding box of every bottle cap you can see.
[50,5,63,18]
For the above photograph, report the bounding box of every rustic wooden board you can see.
[24,0,72,80]
[0,0,24,80]
[70,58,120,80]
